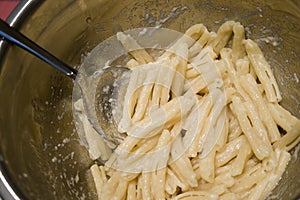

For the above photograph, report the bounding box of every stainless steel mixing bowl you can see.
[0,0,299,199]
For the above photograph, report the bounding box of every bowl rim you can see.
[0,1,42,199]
[0,0,42,67]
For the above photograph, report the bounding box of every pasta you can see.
[88,21,300,200]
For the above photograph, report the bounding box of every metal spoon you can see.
[0,18,128,147]
[0,19,78,80]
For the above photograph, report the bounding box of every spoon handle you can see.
[0,19,77,80]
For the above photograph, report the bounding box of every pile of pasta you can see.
[89,21,300,200]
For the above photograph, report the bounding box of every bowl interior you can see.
[0,0,299,199]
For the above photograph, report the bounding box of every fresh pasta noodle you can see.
[208,21,235,55]
[227,110,243,141]
[215,171,235,187]
[90,164,104,198]
[131,65,158,122]
[244,39,282,102]
[140,171,151,200]
[239,74,280,142]
[230,164,267,193]
[74,99,112,160]
[267,101,299,132]
[185,65,199,79]
[230,96,272,160]
[118,67,144,132]
[87,21,300,200]
[188,27,213,59]
[230,137,252,176]
[273,121,300,150]
[197,148,216,183]
[127,179,137,200]
[216,135,248,167]
[117,32,154,64]
[235,57,250,76]
[165,167,189,194]
[126,58,140,69]
[231,22,246,62]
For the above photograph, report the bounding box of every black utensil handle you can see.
[0,19,77,80]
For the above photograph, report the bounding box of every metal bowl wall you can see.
[0,0,299,199]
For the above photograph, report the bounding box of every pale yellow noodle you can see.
[215,172,235,187]
[230,96,272,160]
[198,148,216,183]
[230,137,252,176]
[185,67,200,79]
[216,135,246,167]
[267,102,299,131]
[126,58,140,69]
[118,67,145,132]
[232,22,246,62]
[132,66,158,122]
[89,21,300,200]
[127,179,137,200]
[117,32,153,64]
[189,28,214,58]
[140,172,151,200]
[273,120,300,150]
[243,101,273,152]
[151,130,171,199]
[207,21,235,55]
[219,193,238,200]
[90,165,104,200]
[100,172,122,199]
[170,146,198,187]
[244,39,282,102]
[185,96,212,157]
[150,57,174,106]
[230,165,266,193]
[260,150,291,199]
[239,74,280,142]
[161,23,206,59]
[165,167,189,194]
[170,43,189,98]
[117,96,194,154]
[235,57,250,76]
[227,113,243,141]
